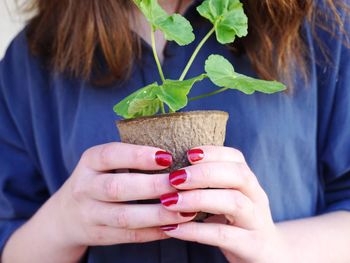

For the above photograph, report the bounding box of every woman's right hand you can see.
[51,142,196,248]
[3,142,196,263]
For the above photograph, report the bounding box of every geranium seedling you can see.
[114,0,286,119]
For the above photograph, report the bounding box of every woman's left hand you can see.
[159,146,294,263]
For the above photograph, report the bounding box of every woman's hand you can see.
[3,142,199,263]
[159,146,294,263]
[54,142,199,248]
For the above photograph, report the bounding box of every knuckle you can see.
[157,207,166,223]
[151,175,161,196]
[198,164,213,183]
[71,181,86,202]
[191,190,203,208]
[234,192,253,213]
[132,147,147,166]
[126,230,143,243]
[259,190,270,206]
[80,148,92,164]
[99,144,114,168]
[246,168,257,181]
[187,223,200,243]
[231,148,245,162]
[115,207,130,228]
[232,191,243,206]
[90,227,106,244]
[103,176,122,201]
[241,166,257,187]
[226,192,239,215]
[217,225,230,244]
[157,207,174,224]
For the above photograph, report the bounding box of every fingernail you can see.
[180,212,197,217]
[160,224,178,232]
[160,192,179,207]
[155,151,173,167]
[187,148,204,163]
[169,169,187,186]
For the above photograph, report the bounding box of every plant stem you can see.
[151,26,166,83]
[151,26,167,113]
[160,102,166,114]
[189,87,229,102]
[179,27,215,81]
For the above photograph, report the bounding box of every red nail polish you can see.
[155,151,173,167]
[160,224,178,232]
[180,212,197,217]
[187,148,204,163]
[160,192,179,207]
[169,169,187,186]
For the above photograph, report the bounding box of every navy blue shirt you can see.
[1,2,350,262]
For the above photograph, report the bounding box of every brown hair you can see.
[25,0,347,85]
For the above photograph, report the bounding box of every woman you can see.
[1,0,350,262]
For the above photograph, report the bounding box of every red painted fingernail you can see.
[169,169,187,186]
[160,192,179,207]
[155,151,173,167]
[187,148,204,163]
[160,224,178,232]
[180,212,197,217]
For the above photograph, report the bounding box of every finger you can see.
[88,172,174,202]
[168,162,265,202]
[90,225,169,246]
[90,203,197,229]
[187,146,245,164]
[160,190,256,229]
[81,142,173,172]
[161,222,251,258]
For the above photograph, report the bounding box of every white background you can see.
[0,0,25,59]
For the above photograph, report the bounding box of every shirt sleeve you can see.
[317,11,350,214]
[0,33,50,253]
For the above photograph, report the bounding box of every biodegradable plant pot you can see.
[117,110,229,221]
[117,110,229,171]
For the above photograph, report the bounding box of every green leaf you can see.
[205,55,286,94]
[157,74,207,112]
[157,14,195,46]
[225,1,248,38]
[133,0,167,24]
[197,0,248,44]
[128,98,161,118]
[197,1,215,23]
[133,0,194,46]
[209,0,229,18]
[113,74,207,118]
[228,74,287,94]
[113,83,160,119]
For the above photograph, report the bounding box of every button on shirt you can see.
[0,2,350,262]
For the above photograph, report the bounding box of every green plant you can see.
[113,0,286,119]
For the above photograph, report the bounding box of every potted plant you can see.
[114,0,286,171]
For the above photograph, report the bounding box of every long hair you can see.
[25,0,347,85]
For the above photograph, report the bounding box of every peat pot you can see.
[117,110,229,172]
[117,110,229,220]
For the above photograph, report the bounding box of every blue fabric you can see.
[1,2,350,262]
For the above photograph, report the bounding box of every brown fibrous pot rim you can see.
[117,110,229,125]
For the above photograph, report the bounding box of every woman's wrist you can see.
[268,225,297,263]
[3,192,87,263]
[39,191,88,261]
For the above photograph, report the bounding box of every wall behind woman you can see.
[0,0,25,59]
